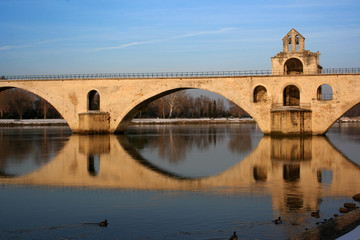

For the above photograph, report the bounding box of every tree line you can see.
[135,91,249,119]
[0,88,61,119]
[0,88,359,120]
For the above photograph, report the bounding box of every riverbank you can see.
[1,117,359,127]
[0,119,68,126]
[0,118,256,126]
[131,117,255,125]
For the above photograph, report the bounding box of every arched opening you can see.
[130,89,252,120]
[317,84,333,100]
[253,85,267,103]
[117,88,255,133]
[295,35,300,51]
[0,87,62,120]
[283,85,300,106]
[88,90,100,111]
[288,35,292,52]
[284,58,303,75]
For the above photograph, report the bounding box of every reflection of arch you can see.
[284,58,303,75]
[317,84,333,100]
[117,135,196,180]
[283,85,300,106]
[253,166,267,181]
[88,90,100,111]
[253,85,267,103]
[283,164,300,182]
[88,154,100,176]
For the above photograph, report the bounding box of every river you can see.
[0,123,359,240]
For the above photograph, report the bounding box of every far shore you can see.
[0,117,359,126]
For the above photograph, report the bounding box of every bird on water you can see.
[99,219,108,227]
[273,217,282,224]
[311,210,320,218]
[229,231,238,240]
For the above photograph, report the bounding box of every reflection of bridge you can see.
[1,29,360,135]
[1,134,360,211]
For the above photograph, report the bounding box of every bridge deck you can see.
[1,68,359,81]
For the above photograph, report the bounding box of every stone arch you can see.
[253,85,267,103]
[0,86,63,120]
[283,85,300,106]
[88,90,100,111]
[284,58,303,75]
[114,87,264,133]
[317,84,333,100]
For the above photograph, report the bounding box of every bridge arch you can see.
[115,87,190,132]
[114,86,264,133]
[0,86,64,120]
[284,58,303,75]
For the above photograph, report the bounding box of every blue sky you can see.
[0,0,359,75]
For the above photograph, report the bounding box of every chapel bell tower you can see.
[271,28,322,75]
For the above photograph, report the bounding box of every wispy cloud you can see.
[87,27,235,52]
[88,39,162,52]
[0,44,29,51]
[0,37,87,51]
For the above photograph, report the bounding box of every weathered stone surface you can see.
[78,112,110,134]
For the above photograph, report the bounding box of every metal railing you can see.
[1,68,359,81]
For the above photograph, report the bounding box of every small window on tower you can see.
[295,35,300,51]
[288,35,292,52]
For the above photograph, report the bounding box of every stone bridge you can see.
[1,29,359,135]
[1,72,360,135]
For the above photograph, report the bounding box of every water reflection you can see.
[127,125,255,164]
[1,125,360,239]
[0,127,71,177]
[1,127,360,200]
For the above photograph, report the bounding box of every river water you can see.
[0,123,359,240]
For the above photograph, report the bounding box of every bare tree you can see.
[39,97,51,119]
[164,91,189,119]
[151,97,168,118]
[10,89,35,119]
[216,98,226,117]
[228,100,249,118]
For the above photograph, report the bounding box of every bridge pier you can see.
[78,112,110,134]
[270,108,312,136]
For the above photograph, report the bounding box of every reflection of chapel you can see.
[271,28,322,75]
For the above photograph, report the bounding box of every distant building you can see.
[271,28,322,75]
